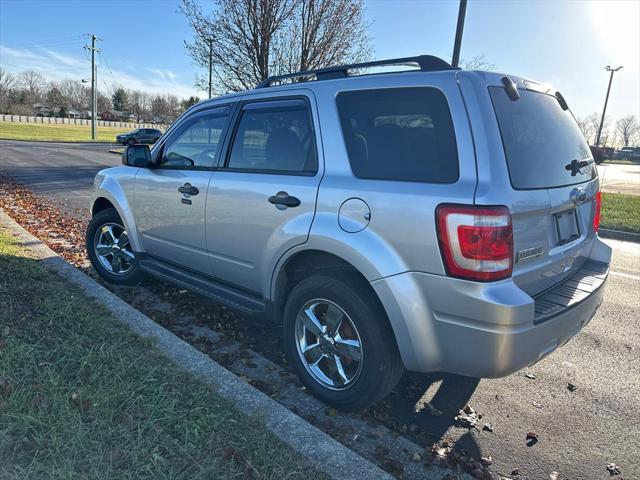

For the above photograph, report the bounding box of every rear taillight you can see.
[593,191,602,232]
[436,205,513,282]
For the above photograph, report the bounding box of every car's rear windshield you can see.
[489,86,596,190]
[336,87,459,183]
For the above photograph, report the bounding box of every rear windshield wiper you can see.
[565,159,593,176]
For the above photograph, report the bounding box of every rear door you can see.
[205,93,322,293]
[486,79,599,294]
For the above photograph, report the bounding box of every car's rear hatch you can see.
[464,73,600,296]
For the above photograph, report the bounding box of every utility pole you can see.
[84,34,101,140]
[207,39,213,99]
[451,0,468,68]
[595,65,623,148]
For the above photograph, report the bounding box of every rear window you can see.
[489,87,596,189]
[336,87,459,183]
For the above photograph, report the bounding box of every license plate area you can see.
[555,209,580,245]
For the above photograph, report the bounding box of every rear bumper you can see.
[371,236,612,377]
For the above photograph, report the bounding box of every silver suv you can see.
[86,55,611,411]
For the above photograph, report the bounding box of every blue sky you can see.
[0,0,638,120]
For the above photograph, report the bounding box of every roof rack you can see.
[257,54,456,88]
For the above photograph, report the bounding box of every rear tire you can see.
[127,138,136,146]
[86,208,142,285]
[283,273,404,411]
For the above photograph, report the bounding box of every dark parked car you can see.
[116,128,162,146]
[614,147,640,161]
[589,145,614,164]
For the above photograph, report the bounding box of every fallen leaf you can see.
[0,377,13,397]
[526,431,539,446]
[550,472,559,480]
[525,373,536,380]
[222,447,237,460]
[567,383,578,392]
[69,392,91,412]
[483,422,494,433]
[606,463,621,475]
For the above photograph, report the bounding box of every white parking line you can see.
[610,271,640,281]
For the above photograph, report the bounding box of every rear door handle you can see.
[178,183,199,196]
[268,192,300,208]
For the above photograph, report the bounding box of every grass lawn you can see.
[0,121,129,143]
[601,192,640,234]
[0,227,323,479]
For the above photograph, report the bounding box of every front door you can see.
[134,105,232,275]
[205,95,322,293]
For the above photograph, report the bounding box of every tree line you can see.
[576,113,640,148]
[0,68,199,123]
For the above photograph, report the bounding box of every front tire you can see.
[86,208,142,285]
[283,274,404,411]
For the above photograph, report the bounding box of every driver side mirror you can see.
[123,144,153,168]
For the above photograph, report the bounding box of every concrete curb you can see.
[0,209,392,480]
[599,228,640,243]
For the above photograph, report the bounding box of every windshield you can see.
[489,87,596,190]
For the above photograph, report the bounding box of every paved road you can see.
[1,140,639,479]
[597,162,640,196]
[0,140,120,217]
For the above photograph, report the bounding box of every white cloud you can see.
[0,45,199,99]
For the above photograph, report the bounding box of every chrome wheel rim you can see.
[295,299,363,390]
[93,222,135,275]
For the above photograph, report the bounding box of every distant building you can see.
[33,103,57,117]
[100,109,136,122]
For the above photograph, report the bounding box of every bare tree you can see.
[0,69,17,112]
[57,79,90,109]
[616,115,639,147]
[459,54,495,71]
[274,0,370,74]
[586,112,608,145]
[97,91,112,112]
[128,90,152,121]
[576,116,594,143]
[18,70,47,102]
[181,0,372,94]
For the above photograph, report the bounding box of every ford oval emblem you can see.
[570,187,587,205]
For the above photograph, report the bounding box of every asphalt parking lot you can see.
[1,140,639,479]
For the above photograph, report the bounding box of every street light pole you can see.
[451,0,468,68]
[595,65,623,147]
[207,38,213,99]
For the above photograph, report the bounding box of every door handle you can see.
[178,183,199,196]
[268,192,300,208]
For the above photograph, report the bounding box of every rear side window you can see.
[227,99,317,175]
[489,87,596,189]
[336,87,459,183]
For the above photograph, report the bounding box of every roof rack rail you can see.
[257,54,456,88]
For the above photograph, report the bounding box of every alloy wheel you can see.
[93,222,135,275]
[295,299,364,390]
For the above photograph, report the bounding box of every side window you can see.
[227,99,317,175]
[336,87,459,183]
[161,107,230,168]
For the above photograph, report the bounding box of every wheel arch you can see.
[91,174,142,252]
[270,248,404,362]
